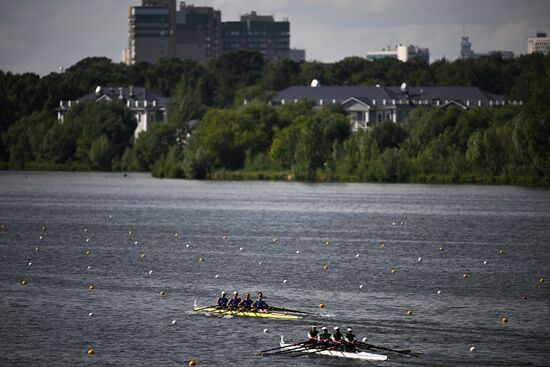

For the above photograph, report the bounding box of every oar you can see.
[268,306,313,315]
[259,341,311,355]
[357,342,419,356]
[290,343,334,357]
[270,343,313,356]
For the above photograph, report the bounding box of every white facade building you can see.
[367,44,429,63]
[528,32,550,55]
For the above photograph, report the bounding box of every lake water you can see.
[0,171,549,366]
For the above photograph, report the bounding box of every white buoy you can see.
[28,262,32,266]
[186,244,190,248]
[39,236,43,240]
[88,312,93,316]
[87,266,92,270]
[86,238,90,242]
[283,279,288,284]
[239,247,243,251]
[108,215,112,219]
[359,284,364,289]
[469,346,476,352]
[263,328,269,334]
[418,257,422,262]
[148,270,153,274]
[215,274,219,279]
[296,250,300,254]
[437,290,442,294]
[355,254,360,258]
[134,241,138,245]
[171,319,177,325]
[483,260,488,265]
[362,337,368,342]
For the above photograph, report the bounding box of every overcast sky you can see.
[1,0,549,76]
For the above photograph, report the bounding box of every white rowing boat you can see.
[279,335,388,361]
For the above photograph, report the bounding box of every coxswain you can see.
[317,327,331,346]
[307,325,319,343]
[216,291,228,308]
[227,291,241,309]
[344,327,357,351]
[252,292,269,313]
[331,327,343,348]
[238,293,253,310]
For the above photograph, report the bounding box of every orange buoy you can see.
[319,303,325,309]
[159,290,167,297]
[390,268,397,274]
[20,279,28,286]
[499,249,505,255]
[188,360,197,366]
[538,277,544,284]
[500,317,508,323]
[407,309,413,316]
[87,347,95,356]
[88,284,96,290]
[323,264,329,271]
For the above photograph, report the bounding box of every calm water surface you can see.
[0,171,549,366]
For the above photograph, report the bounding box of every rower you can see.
[307,325,318,343]
[216,291,228,309]
[317,327,331,346]
[238,292,253,310]
[344,327,357,351]
[252,292,269,313]
[227,291,241,309]
[331,327,343,348]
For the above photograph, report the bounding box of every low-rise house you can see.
[56,86,167,139]
[274,84,520,131]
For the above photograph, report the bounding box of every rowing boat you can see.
[279,336,388,361]
[193,301,302,319]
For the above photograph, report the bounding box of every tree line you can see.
[1,51,549,184]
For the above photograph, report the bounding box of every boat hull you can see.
[193,306,301,319]
[279,337,387,361]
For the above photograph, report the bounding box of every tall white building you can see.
[528,32,550,55]
[367,44,429,63]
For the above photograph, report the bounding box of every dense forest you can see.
[1,51,549,184]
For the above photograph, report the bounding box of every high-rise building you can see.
[367,44,429,63]
[126,0,176,64]
[175,3,222,62]
[125,3,297,64]
[223,11,290,61]
[459,34,514,60]
[528,32,550,55]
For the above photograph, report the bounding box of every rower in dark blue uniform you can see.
[227,291,241,309]
[238,292,253,310]
[252,291,269,313]
[216,291,228,308]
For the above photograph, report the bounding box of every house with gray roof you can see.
[56,86,167,139]
[275,84,521,131]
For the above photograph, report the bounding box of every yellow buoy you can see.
[539,277,545,284]
[128,230,133,235]
[139,252,145,259]
[499,249,505,255]
[222,235,228,240]
[198,257,204,262]
[323,264,329,271]
[20,279,28,286]
[325,241,331,245]
[463,272,470,278]
[390,268,397,274]
[34,246,40,252]
[87,347,95,356]
[407,309,413,316]
[188,360,197,366]
[258,261,264,266]
[500,317,508,324]
[42,225,47,231]
[319,303,325,309]
[438,246,444,251]
[160,290,167,297]
[84,228,88,233]
[85,250,91,255]
[379,242,385,248]
[88,284,96,290]
[273,238,278,243]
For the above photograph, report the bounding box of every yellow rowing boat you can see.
[193,303,302,319]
